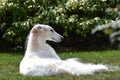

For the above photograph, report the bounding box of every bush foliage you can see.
[0,0,120,49]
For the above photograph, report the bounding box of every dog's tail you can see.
[57,58,108,75]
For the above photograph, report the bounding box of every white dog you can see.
[19,24,108,76]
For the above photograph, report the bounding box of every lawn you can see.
[0,50,120,80]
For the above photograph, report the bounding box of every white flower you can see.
[101,0,106,2]
[105,8,112,13]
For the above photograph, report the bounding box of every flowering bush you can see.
[0,0,120,48]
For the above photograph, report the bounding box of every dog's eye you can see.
[38,26,42,29]
[50,29,54,32]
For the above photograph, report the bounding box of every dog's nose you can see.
[61,36,64,41]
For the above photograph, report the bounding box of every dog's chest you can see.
[31,45,57,58]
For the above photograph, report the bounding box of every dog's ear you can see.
[31,26,43,33]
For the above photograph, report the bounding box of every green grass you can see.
[0,50,120,80]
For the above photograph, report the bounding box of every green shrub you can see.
[0,0,119,49]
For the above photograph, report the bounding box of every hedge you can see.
[0,0,120,50]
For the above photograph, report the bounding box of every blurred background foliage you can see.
[0,0,120,52]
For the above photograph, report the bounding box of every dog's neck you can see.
[26,33,46,52]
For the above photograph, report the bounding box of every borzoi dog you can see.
[19,24,108,76]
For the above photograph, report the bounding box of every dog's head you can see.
[31,24,63,42]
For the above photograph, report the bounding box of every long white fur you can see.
[19,24,108,76]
